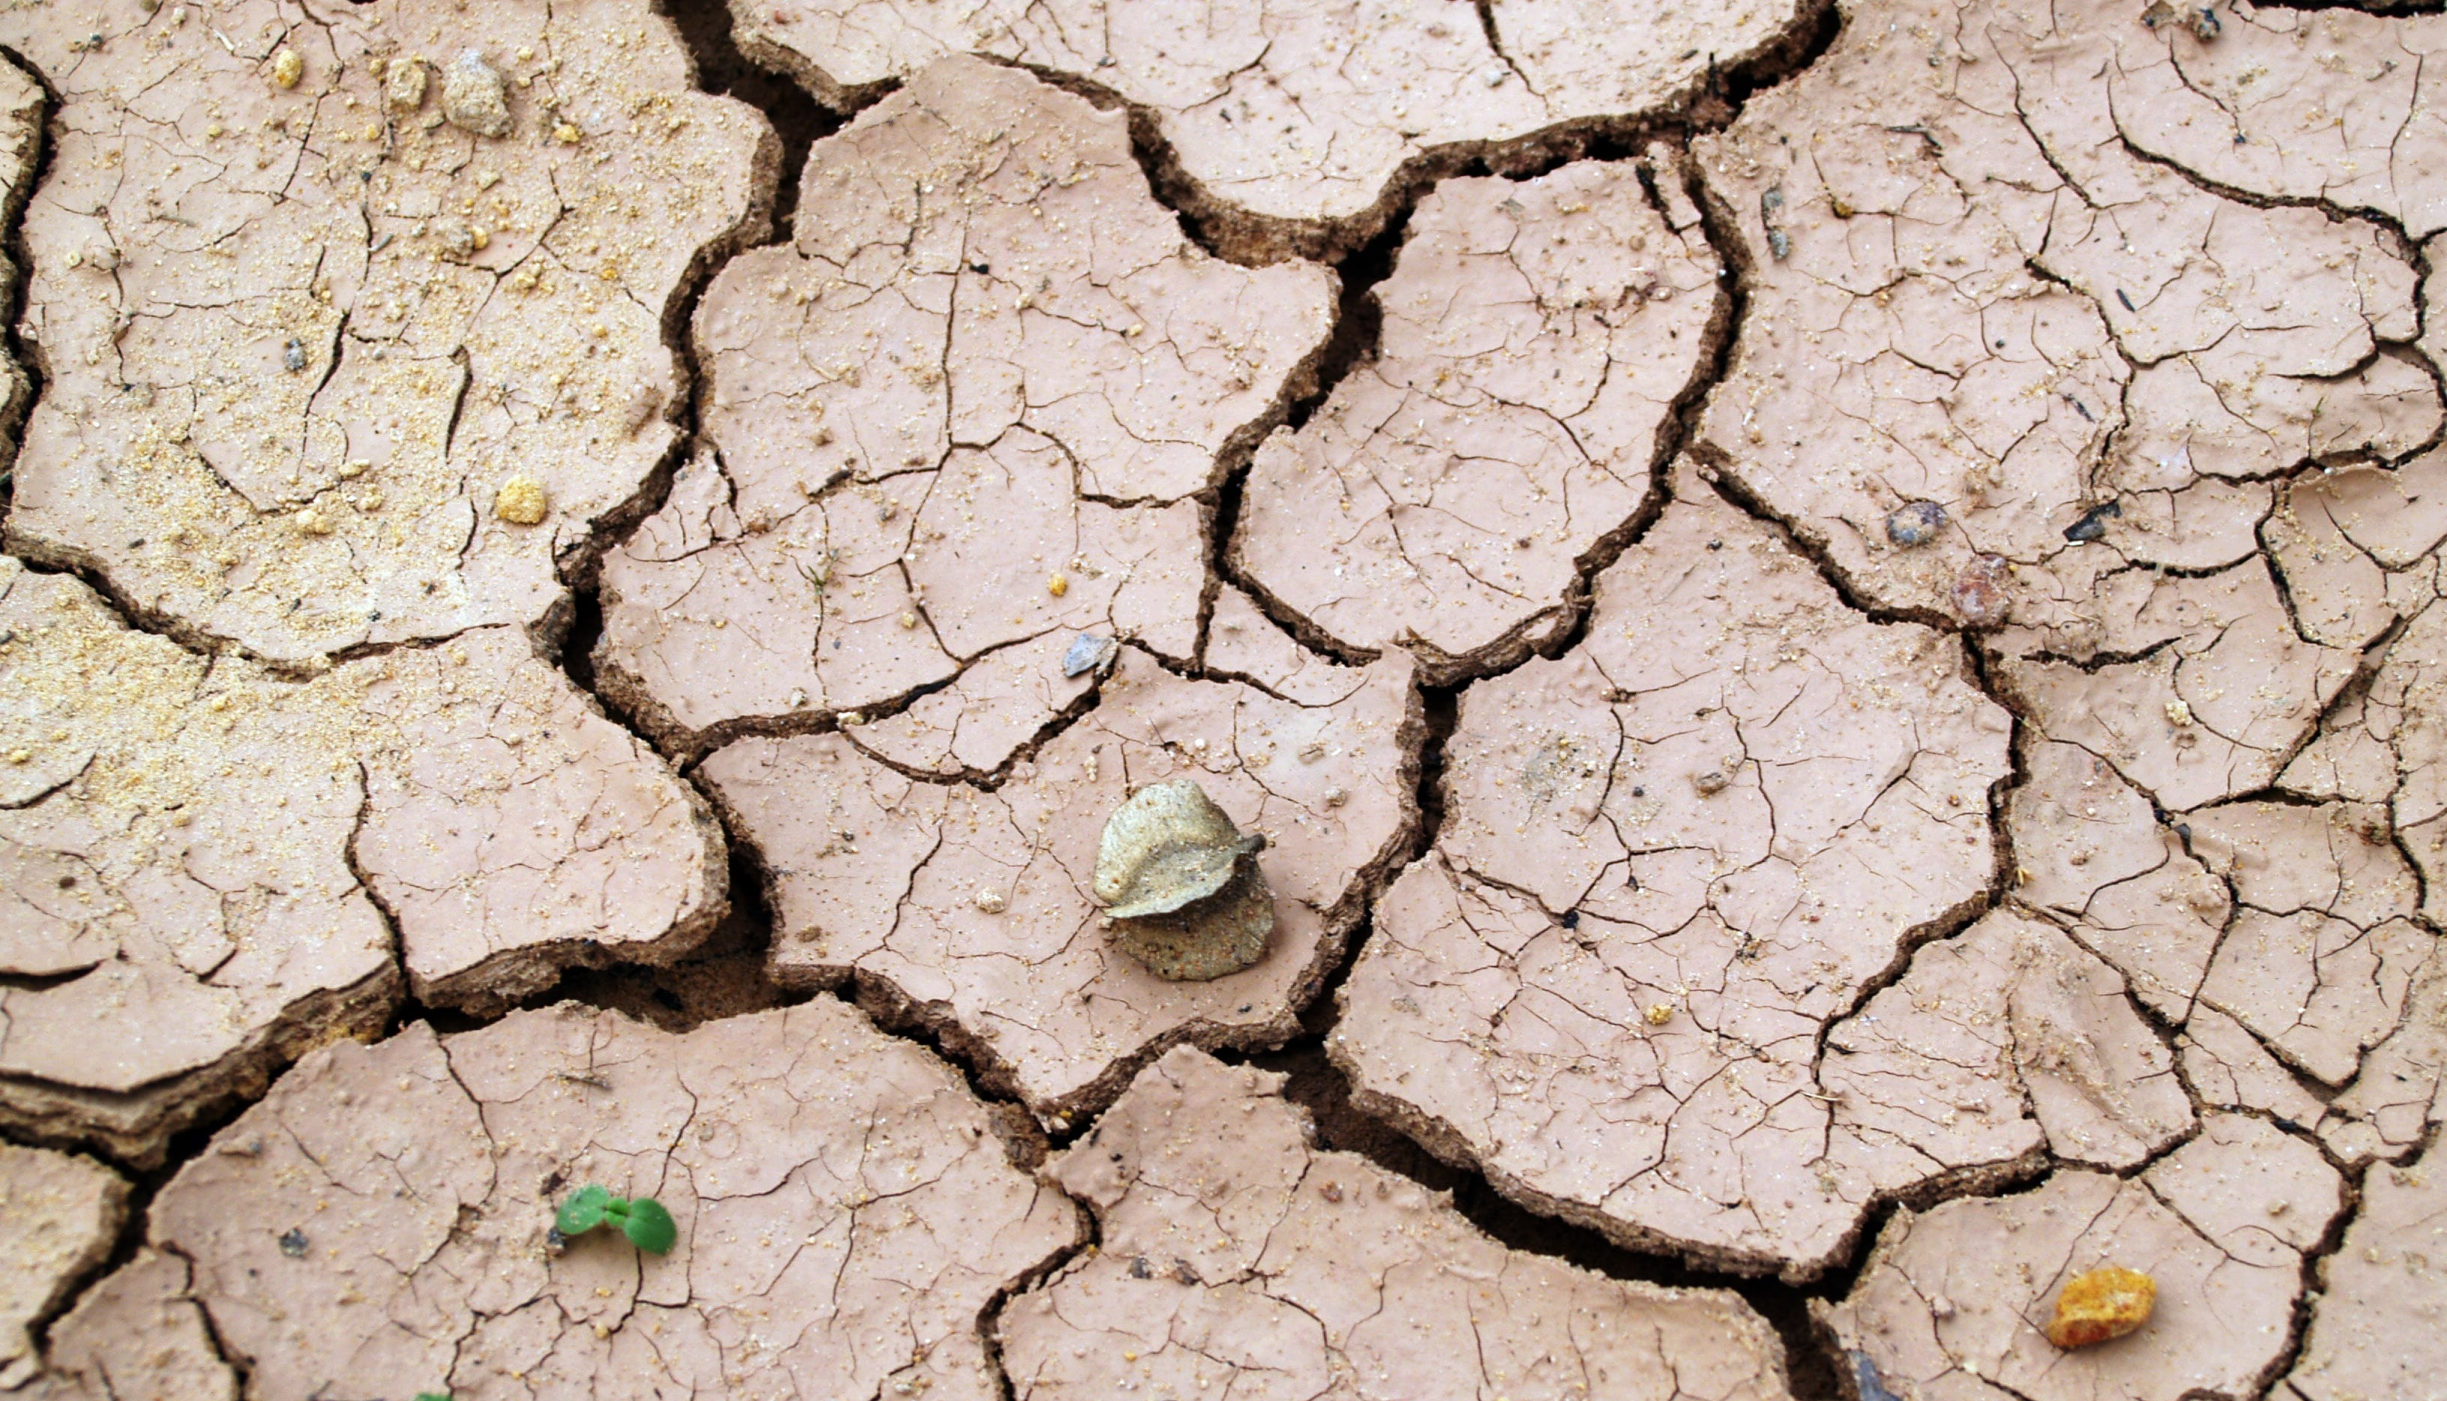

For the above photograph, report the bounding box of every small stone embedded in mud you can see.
[1885,499,1947,548]
[493,475,547,525]
[276,1228,307,1259]
[1952,554,2011,625]
[281,337,306,373]
[1850,1352,1904,1401]
[1692,767,1730,795]
[441,49,510,137]
[1093,780,1273,981]
[1061,632,1116,679]
[270,48,301,90]
[2062,499,2121,543]
[2046,1265,2156,1347]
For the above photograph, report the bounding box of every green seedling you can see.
[554,1184,678,1255]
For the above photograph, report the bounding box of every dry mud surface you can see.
[1,0,2443,1398]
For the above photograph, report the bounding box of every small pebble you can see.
[1644,1003,1675,1026]
[974,889,1006,914]
[2047,1265,2155,1348]
[2165,698,2194,728]
[1693,768,1729,795]
[1884,500,1946,548]
[1061,633,1115,679]
[2062,499,2121,543]
[1850,1353,1904,1401]
[270,48,303,89]
[494,475,548,525]
[277,1228,309,1259]
[282,336,307,373]
[1952,555,2010,626]
[1047,572,1068,598]
[442,49,512,138]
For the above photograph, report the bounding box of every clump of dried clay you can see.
[2046,1265,2155,1347]
[442,49,510,137]
[1093,780,1273,981]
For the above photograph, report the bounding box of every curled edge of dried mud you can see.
[0,966,400,1171]
[393,785,733,1017]
[1329,1043,2052,1287]
[728,0,1840,267]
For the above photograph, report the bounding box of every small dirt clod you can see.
[442,49,511,137]
[494,475,547,525]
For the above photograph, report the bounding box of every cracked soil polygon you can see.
[1695,0,2438,662]
[597,55,1332,754]
[999,1044,1799,1401]
[1823,1113,2343,1401]
[1233,159,1723,675]
[46,999,1079,1401]
[2187,798,2432,1089]
[1333,487,2016,1278]
[17,1249,233,1401]
[700,645,1416,1126]
[9,0,2447,1388]
[2281,1135,2447,1401]
[0,1144,125,1390]
[2007,737,2228,1020]
[725,0,1809,254]
[0,558,721,1164]
[0,0,774,663]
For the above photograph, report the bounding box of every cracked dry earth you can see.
[1,0,2444,1398]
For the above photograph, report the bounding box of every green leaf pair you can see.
[554,1184,678,1255]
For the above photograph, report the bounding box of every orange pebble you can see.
[2046,1266,2155,1348]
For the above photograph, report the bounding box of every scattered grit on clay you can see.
[0,0,775,663]
[4,0,2447,1395]
[34,1001,1081,1401]
[726,0,1812,255]
[0,559,724,1166]
[999,1046,1799,1401]
[699,646,1418,1128]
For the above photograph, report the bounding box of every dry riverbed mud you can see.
[0,0,2442,1397]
